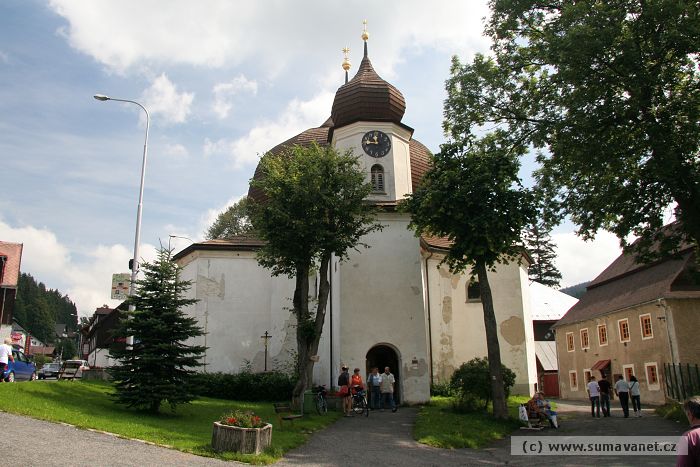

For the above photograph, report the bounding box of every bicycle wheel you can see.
[316,395,327,415]
[362,396,369,417]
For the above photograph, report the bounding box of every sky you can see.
[0,0,625,317]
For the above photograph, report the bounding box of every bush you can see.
[193,371,295,402]
[450,357,516,411]
[431,381,455,397]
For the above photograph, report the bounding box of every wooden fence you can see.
[664,363,700,401]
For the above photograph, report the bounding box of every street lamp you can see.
[94,94,150,346]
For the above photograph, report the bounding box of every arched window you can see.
[371,164,384,193]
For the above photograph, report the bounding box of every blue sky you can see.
[0,1,623,316]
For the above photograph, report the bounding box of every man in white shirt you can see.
[587,375,601,418]
[614,375,630,418]
[379,366,397,412]
[0,338,15,382]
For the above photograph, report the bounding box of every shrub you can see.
[431,381,454,397]
[193,371,295,402]
[450,357,516,411]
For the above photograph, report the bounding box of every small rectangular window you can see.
[584,369,592,384]
[623,364,635,382]
[598,324,608,346]
[618,319,630,343]
[640,314,653,339]
[645,362,660,390]
[569,370,578,390]
[566,332,574,352]
[580,328,590,349]
[466,281,481,301]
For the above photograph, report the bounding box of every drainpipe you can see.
[424,250,434,384]
[329,255,334,389]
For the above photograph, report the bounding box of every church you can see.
[173,25,540,404]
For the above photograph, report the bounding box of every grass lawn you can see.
[414,395,529,449]
[0,380,340,464]
[656,402,690,427]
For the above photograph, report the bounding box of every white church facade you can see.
[173,30,541,404]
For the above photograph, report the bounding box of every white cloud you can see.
[48,1,491,76]
[212,75,258,119]
[162,143,189,158]
[0,219,156,317]
[204,90,333,169]
[553,230,622,288]
[140,73,194,124]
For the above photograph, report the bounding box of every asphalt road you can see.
[0,399,689,466]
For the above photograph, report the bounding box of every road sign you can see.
[111,273,131,300]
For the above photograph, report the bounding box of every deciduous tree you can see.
[248,142,381,407]
[206,196,254,239]
[403,131,533,419]
[461,0,700,258]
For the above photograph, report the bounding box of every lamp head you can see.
[93,94,110,101]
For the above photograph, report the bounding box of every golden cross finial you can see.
[342,47,351,71]
[361,19,369,42]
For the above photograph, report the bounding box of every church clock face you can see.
[361,130,391,158]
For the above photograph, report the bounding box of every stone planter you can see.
[211,422,272,454]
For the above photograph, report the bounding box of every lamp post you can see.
[94,94,150,346]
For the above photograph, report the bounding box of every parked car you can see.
[38,362,62,379]
[58,360,89,379]
[3,348,37,382]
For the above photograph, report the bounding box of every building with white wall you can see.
[174,30,541,403]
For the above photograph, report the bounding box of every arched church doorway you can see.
[365,344,400,404]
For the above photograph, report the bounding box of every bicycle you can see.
[313,384,328,415]
[351,386,369,417]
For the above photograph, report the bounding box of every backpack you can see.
[338,372,349,386]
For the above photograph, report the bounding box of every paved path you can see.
[0,400,689,466]
[277,401,688,467]
[0,411,234,466]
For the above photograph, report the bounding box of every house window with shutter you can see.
[371,165,385,193]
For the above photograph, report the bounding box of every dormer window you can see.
[371,164,385,193]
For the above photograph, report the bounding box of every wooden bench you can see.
[273,403,303,428]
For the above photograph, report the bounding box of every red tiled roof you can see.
[555,247,699,327]
[0,241,23,287]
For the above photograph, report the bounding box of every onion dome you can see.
[330,55,406,129]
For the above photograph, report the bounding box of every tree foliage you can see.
[14,272,78,344]
[402,128,533,419]
[205,196,254,239]
[108,248,205,414]
[451,357,516,411]
[248,142,381,406]
[462,0,700,259]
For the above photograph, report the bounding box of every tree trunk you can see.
[291,254,332,410]
[475,259,508,419]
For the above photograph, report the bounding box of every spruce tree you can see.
[524,219,562,288]
[108,248,205,414]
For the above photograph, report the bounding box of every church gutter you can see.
[424,249,434,384]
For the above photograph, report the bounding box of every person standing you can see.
[629,375,642,417]
[598,375,612,417]
[380,366,397,412]
[676,396,700,467]
[587,375,601,418]
[614,375,630,418]
[367,367,382,410]
[0,338,14,382]
[337,365,352,417]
